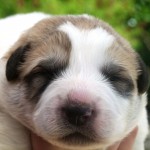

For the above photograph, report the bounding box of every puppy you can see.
[0,13,149,150]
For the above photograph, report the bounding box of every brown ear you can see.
[137,55,150,94]
[6,42,31,81]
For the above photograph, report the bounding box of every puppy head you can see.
[5,15,149,149]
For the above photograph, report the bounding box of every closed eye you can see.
[102,64,134,97]
[24,63,67,103]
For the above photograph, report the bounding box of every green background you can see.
[0,0,150,114]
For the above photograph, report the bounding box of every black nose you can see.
[62,103,93,126]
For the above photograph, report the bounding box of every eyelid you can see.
[27,66,50,78]
[102,64,130,79]
[108,75,133,85]
[32,65,49,73]
[102,64,134,97]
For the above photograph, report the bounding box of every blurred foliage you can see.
[0,0,150,51]
[0,0,150,112]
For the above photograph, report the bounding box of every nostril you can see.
[62,103,93,126]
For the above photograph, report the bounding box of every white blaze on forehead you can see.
[58,21,115,71]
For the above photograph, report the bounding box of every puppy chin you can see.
[32,106,133,150]
[36,131,125,150]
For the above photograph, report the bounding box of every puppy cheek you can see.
[32,104,62,139]
[94,108,126,140]
[93,94,130,139]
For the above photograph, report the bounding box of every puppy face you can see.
[4,15,149,149]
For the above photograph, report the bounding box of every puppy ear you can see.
[6,43,31,81]
[137,55,150,94]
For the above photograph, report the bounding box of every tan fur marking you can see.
[107,41,139,93]
[4,15,139,82]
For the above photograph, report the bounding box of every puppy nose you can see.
[62,103,93,126]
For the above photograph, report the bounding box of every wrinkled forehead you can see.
[20,15,138,79]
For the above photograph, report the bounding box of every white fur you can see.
[0,12,49,58]
[0,13,149,150]
[0,13,49,150]
[0,59,30,150]
[33,21,148,149]
[59,22,114,70]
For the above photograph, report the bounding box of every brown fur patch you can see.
[4,15,139,82]
[107,41,139,94]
